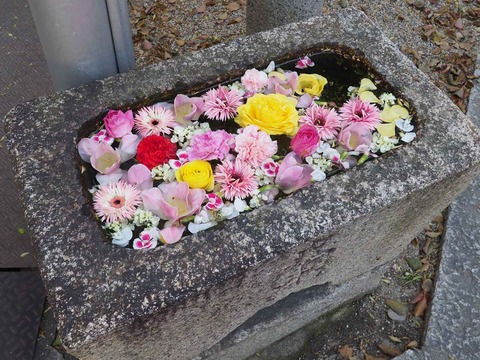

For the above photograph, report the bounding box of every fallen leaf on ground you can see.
[142,39,152,50]
[365,355,387,360]
[226,2,241,11]
[386,299,408,315]
[338,344,354,358]
[425,231,441,238]
[389,335,402,343]
[378,344,402,357]
[414,295,428,317]
[406,340,419,349]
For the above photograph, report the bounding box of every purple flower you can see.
[187,130,234,161]
[275,152,314,194]
[103,110,134,138]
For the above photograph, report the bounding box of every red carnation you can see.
[136,135,177,170]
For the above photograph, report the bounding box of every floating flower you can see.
[215,158,258,200]
[235,125,277,167]
[93,180,142,223]
[376,104,410,137]
[295,55,314,69]
[187,130,233,161]
[266,71,299,96]
[203,85,243,121]
[118,134,140,163]
[205,193,224,211]
[90,142,121,174]
[91,129,114,145]
[141,182,205,223]
[103,109,134,138]
[241,68,268,93]
[275,152,314,194]
[134,105,176,137]
[338,123,373,154]
[127,164,153,191]
[296,73,328,97]
[133,228,159,249]
[160,225,186,244]
[290,124,320,158]
[339,97,381,130]
[175,160,214,191]
[300,104,342,141]
[173,94,204,125]
[261,158,279,177]
[78,137,100,163]
[136,135,177,170]
[235,93,299,136]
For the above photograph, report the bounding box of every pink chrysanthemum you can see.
[339,97,381,130]
[235,125,277,167]
[214,158,258,200]
[202,86,243,121]
[134,105,176,137]
[93,180,142,223]
[300,104,342,141]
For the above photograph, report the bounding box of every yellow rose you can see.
[234,93,299,136]
[175,160,214,191]
[296,73,328,97]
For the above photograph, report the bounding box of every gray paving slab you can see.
[0,0,53,267]
[0,270,45,360]
[395,51,480,360]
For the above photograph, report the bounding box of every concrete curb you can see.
[394,52,480,360]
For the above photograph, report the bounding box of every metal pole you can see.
[29,0,135,90]
[246,0,324,34]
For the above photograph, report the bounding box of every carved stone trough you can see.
[5,9,480,360]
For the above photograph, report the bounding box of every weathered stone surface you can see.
[4,9,480,360]
[197,263,389,360]
[246,0,324,34]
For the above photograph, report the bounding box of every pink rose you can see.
[338,123,372,154]
[241,69,268,93]
[290,124,320,158]
[103,110,134,138]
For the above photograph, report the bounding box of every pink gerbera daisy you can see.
[339,97,381,130]
[214,158,258,200]
[300,104,342,141]
[134,105,176,137]
[93,180,142,223]
[202,86,243,121]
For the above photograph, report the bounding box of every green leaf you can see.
[17,228,25,235]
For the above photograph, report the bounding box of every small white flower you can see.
[311,169,326,182]
[401,132,416,143]
[234,197,249,212]
[111,226,133,247]
[264,61,275,74]
[396,118,414,132]
[379,93,396,107]
[188,221,217,234]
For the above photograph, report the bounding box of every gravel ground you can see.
[127,1,479,359]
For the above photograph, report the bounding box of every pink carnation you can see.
[241,68,268,93]
[290,124,320,158]
[235,125,278,167]
[187,130,234,161]
[339,97,381,130]
[300,104,342,141]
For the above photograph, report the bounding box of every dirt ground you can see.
[127,1,479,358]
